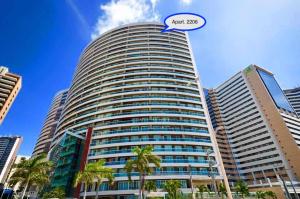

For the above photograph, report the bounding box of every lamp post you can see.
[188,164,195,199]
[206,149,219,198]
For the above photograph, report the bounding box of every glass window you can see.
[257,69,294,112]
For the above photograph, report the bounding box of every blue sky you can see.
[0,0,299,155]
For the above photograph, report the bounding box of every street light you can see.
[188,164,195,199]
[206,149,219,198]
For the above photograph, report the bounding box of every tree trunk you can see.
[83,183,87,199]
[139,173,143,199]
[95,181,99,199]
[141,174,145,199]
[21,179,30,199]
[35,186,40,199]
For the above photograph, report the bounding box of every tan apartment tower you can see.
[0,66,21,124]
[205,65,300,190]
[32,89,68,157]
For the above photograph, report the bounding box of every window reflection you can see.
[257,69,294,112]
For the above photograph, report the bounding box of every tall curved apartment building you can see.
[53,23,225,197]
[32,89,68,157]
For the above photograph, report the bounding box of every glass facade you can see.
[257,69,294,112]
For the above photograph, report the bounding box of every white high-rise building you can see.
[32,89,68,157]
[53,22,228,198]
[285,87,300,116]
[0,136,22,183]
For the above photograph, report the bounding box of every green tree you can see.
[8,154,53,199]
[197,184,208,199]
[74,160,114,199]
[124,146,161,199]
[256,191,266,199]
[235,180,249,199]
[219,183,227,199]
[145,180,157,192]
[74,166,94,199]
[163,180,182,199]
[265,191,277,199]
[90,160,114,199]
[42,187,65,199]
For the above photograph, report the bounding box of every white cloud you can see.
[91,0,160,40]
[180,0,192,5]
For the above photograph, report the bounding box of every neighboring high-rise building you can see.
[284,87,300,116]
[0,136,22,183]
[5,155,30,190]
[205,65,300,188]
[0,66,21,125]
[52,22,229,198]
[32,89,68,157]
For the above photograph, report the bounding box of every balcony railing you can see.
[92,138,211,145]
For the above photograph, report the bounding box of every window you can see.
[257,69,294,112]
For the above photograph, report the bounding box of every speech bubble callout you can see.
[162,13,206,32]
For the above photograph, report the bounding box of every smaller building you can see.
[0,66,22,125]
[284,87,300,116]
[0,136,22,183]
[5,155,30,190]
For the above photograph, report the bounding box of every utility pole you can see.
[188,164,195,199]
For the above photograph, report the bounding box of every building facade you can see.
[205,65,300,187]
[284,87,300,116]
[0,66,21,125]
[32,89,68,157]
[53,22,227,198]
[0,136,22,183]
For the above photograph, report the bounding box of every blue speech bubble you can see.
[162,12,206,32]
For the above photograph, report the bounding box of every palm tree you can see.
[256,191,266,199]
[197,184,208,199]
[145,180,157,193]
[265,191,277,199]
[219,183,227,199]
[42,187,65,199]
[8,154,52,199]
[124,146,161,199]
[73,166,94,199]
[90,160,114,199]
[235,180,249,199]
[74,160,114,199]
[163,180,181,199]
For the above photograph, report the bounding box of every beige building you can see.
[205,65,300,196]
[0,66,21,125]
[32,89,68,157]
